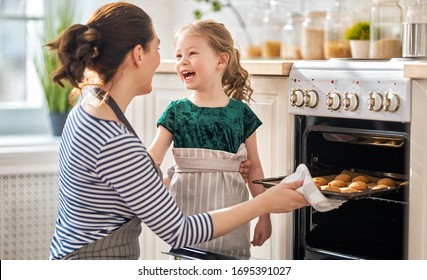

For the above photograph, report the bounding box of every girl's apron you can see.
[169,144,250,259]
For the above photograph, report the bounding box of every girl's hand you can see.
[251,214,272,246]
[239,159,251,182]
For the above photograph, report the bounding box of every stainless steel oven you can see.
[288,59,412,259]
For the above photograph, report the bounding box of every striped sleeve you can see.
[96,133,214,248]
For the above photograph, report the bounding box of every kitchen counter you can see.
[158,59,427,79]
[156,59,295,76]
[404,62,427,79]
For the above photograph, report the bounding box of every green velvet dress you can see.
[157,98,262,259]
[157,98,262,153]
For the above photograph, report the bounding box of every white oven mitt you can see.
[281,164,346,212]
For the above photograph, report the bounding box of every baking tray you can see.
[162,247,239,260]
[252,170,409,201]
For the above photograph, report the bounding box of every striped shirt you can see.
[49,102,213,260]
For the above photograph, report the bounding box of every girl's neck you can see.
[189,90,229,108]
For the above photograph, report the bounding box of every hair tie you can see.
[92,47,99,58]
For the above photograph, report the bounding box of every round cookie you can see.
[313,177,328,188]
[328,179,347,188]
[341,187,360,193]
[352,175,370,184]
[349,181,368,190]
[335,174,352,182]
[372,184,390,190]
[377,178,395,187]
[322,185,341,193]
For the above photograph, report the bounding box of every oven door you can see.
[292,116,410,260]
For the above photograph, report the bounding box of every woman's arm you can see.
[210,179,308,238]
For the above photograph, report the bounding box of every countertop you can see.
[157,59,427,79]
[403,62,427,79]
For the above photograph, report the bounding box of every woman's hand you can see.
[262,180,309,213]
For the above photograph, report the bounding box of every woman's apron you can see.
[62,217,142,260]
[169,144,250,259]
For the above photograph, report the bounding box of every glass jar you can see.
[369,0,403,59]
[280,12,304,59]
[245,7,263,58]
[324,0,353,59]
[301,10,326,60]
[402,0,427,57]
[261,1,286,58]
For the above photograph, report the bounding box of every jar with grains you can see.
[301,10,327,60]
[324,0,353,59]
[261,1,285,58]
[369,0,403,59]
[280,12,304,59]
[245,7,263,58]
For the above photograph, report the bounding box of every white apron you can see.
[169,144,250,259]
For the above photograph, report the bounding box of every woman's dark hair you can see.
[46,2,153,100]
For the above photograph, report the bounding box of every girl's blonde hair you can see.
[174,19,253,102]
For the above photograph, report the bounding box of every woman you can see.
[47,2,308,260]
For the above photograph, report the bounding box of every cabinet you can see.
[127,66,293,260]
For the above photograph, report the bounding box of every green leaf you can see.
[194,10,203,20]
[32,0,77,113]
[345,21,370,40]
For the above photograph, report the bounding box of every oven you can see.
[288,59,412,260]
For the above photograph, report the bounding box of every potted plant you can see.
[344,21,370,58]
[33,0,76,136]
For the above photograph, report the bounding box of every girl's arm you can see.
[245,131,266,199]
[148,125,173,167]
[245,131,272,246]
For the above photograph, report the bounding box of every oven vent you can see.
[0,172,59,260]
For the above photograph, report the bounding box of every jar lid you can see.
[286,12,304,21]
[373,0,399,3]
[304,10,327,18]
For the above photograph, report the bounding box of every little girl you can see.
[148,19,269,259]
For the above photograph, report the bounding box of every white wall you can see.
[81,0,416,59]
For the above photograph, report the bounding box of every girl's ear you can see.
[217,52,229,70]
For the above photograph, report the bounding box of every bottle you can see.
[402,0,427,58]
[301,10,327,60]
[261,1,286,58]
[324,0,353,59]
[280,12,304,59]
[369,0,403,59]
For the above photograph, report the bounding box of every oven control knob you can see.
[383,92,400,112]
[304,90,319,108]
[368,91,383,112]
[290,89,304,107]
[342,92,359,111]
[326,91,341,111]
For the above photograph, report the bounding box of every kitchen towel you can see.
[281,164,345,212]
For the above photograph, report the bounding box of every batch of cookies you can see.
[313,172,401,194]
